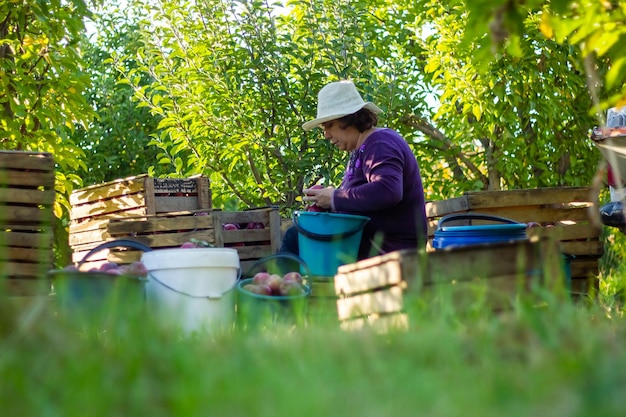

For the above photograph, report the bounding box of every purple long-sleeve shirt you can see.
[332,128,427,259]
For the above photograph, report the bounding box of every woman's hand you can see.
[302,186,335,210]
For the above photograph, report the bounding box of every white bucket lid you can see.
[141,247,240,270]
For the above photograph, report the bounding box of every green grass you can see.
[2,283,626,417]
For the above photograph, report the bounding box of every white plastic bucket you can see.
[141,247,240,334]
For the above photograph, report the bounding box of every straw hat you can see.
[302,80,383,131]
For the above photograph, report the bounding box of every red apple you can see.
[244,284,272,296]
[307,204,324,212]
[99,262,119,271]
[252,272,271,285]
[283,271,303,284]
[265,274,283,294]
[127,261,148,278]
[305,184,324,196]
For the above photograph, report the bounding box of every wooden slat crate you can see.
[213,207,283,273]
[334,259,409,331]
[0,151,55,295]
[425,186,603,295]
[71,211,215,270]
[69,174,211,223]
[334,238,568,329]
[71,207,282,273]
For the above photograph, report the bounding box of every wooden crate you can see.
[71,207,282,273]
[334,238,568,328]
[213,207,283,273]
[69,174,211,223]
[426,186,603,295]
[71,211,216,270]
[0,151,55,295]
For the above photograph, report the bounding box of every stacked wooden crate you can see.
[69,175,282,272]
[0,151,55,296]
[425,187,603,296]
[333,238,567,331]
[69,174,212,268]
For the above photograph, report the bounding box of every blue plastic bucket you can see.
[432,213,528,249]
[292,211,370,277]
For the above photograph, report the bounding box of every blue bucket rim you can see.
[437,223,528,233]
[293,211,371,222]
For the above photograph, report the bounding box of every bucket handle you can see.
[244,252,312,278]
[77,239,154,267]
[148,268,242,300]
[292,212,369,242]
[437,213,523,230]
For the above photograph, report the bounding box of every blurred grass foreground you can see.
[2,257,626,417]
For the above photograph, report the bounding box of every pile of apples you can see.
[242,271,307,297]
[63,261,149,278]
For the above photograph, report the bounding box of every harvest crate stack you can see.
[0,151,55,296]
[334,258,409,332]
[333,238,567,330]
[425,187,603,296]
[70,181,282,271]
[69,174,212,268]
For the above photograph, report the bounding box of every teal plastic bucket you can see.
[432,213,528,249]
[236,253,311,328]
[292,211,370,277]
[49,239,153,325]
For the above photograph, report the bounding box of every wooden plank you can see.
[0,231,54,248]
[1,279,52,296]
[232,244,273,261]
[0,151,54,172]
[336,285,404,320]
[527,223,602,241]
[69,218,110,234]
[154,196,204,213]
[425,196,469,217]
[0,170,55,188]
[69,228,111,247]
[70,193,148,221]
[269,208,282,253]
[107,215,214,234]
[0,261,51,279]
[144,177,156,215]
[73,248,110,264]
[196,177,211,210]
[0,247,52,263]
[0,206,53,224]
[69,174,149,205]
[464,187,593,209]
[560,240,604,256]
[335,256,404,296]
[0,188,55,205]
[120,230,215,248]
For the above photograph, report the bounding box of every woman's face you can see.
[321,120,359,151]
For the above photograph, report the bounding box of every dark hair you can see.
[337,108,378,132]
